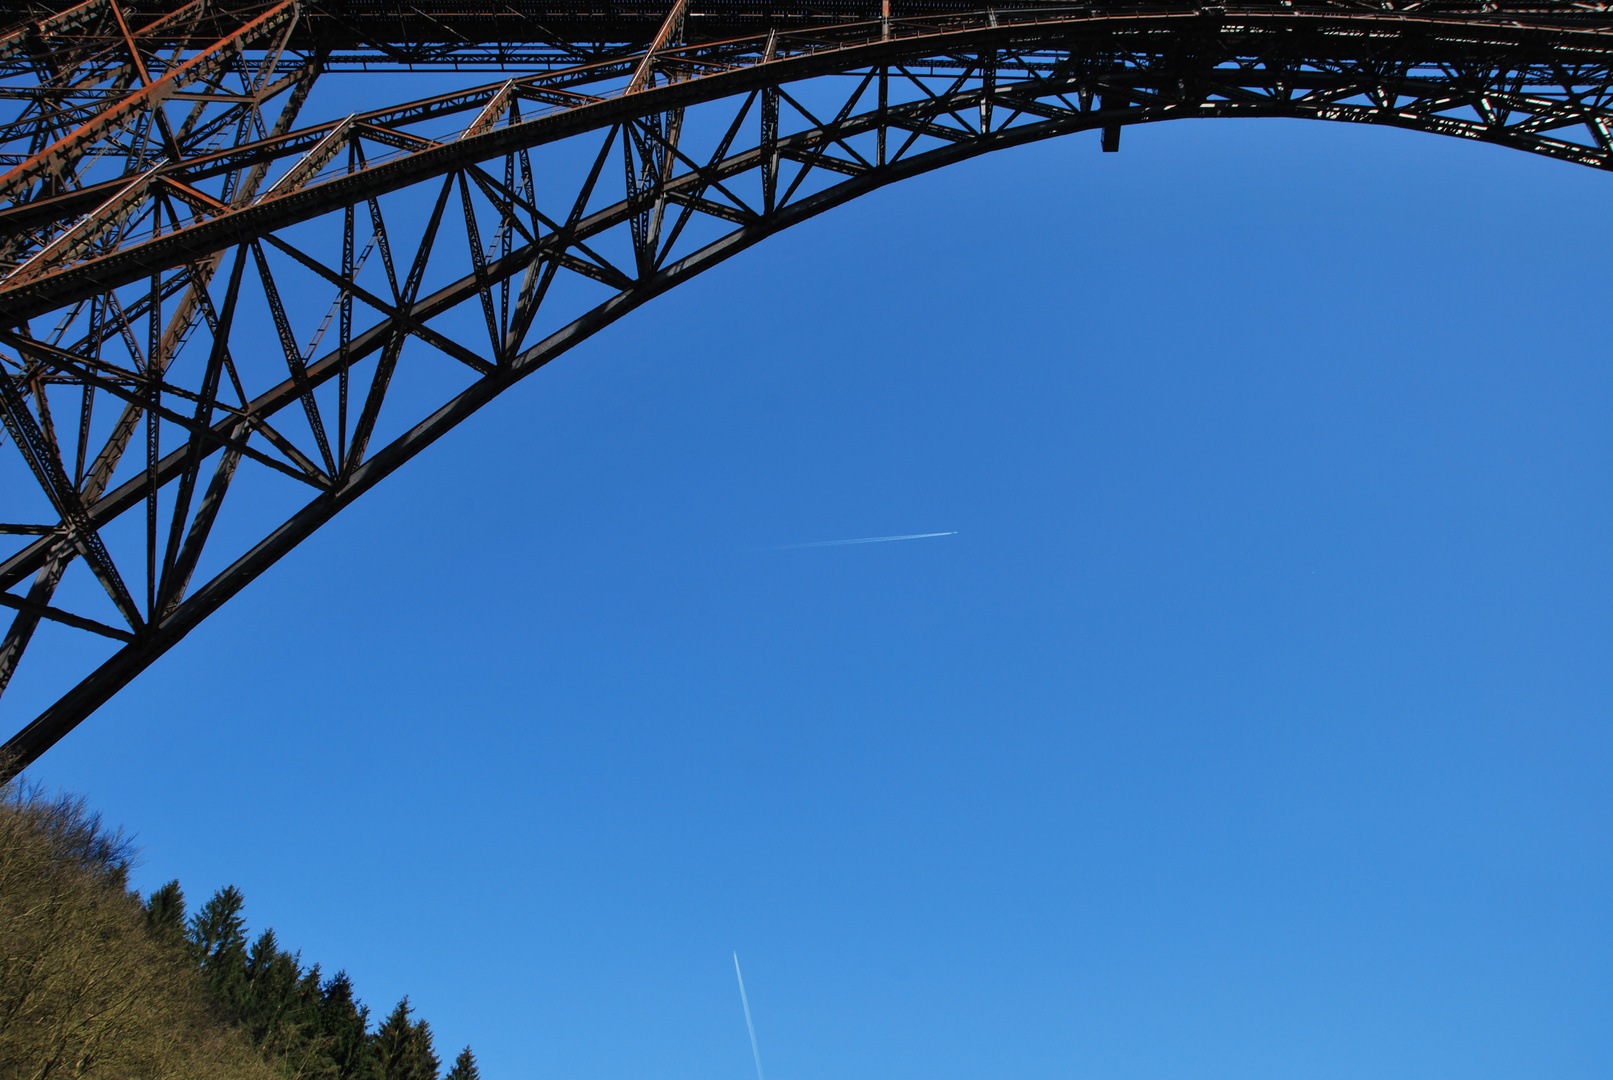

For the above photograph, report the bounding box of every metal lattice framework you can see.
[2,0,1612,775]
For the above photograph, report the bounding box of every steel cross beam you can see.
[2,0,1612,776]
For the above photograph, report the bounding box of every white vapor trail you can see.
[733,953,766,1080]
[771,531,957,550]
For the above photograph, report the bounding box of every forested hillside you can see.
[0,780,479,1080]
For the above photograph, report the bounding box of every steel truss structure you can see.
[1,0,1611,774]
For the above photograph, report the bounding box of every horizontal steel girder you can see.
[2,0,1612,777]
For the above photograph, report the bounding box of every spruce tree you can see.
[373,997,440,1080]
[445,1046,480,1080]
[145,879,187,940]
[320,971,374,1079]
[239,929,324,1064]
[189,884,250,992]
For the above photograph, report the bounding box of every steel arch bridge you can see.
[0,0,1610,775]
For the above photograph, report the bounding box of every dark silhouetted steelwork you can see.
[2,0,1611,775]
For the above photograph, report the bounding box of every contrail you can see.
[733,953,766,1080]
[770,530,956,550]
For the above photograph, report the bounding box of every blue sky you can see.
[22,108,1613,1079]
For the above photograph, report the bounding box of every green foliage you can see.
[319,972,374,1077]
[146,877,188,941]
[182,884,330,1074]
[171,885,465,1080]
[191,883,250,973]
[373,997,442,1080]
[446,1047,481,1080]
[1,779,474,1080]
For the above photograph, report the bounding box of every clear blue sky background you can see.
[21,105,1613,1079]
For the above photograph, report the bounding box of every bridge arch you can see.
[2,2,1611,772]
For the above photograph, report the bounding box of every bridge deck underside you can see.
[2,0,1611,60]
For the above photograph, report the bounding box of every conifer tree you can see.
[239,928,326,1067]
[373,997,440,1080]
[445,1046,481,1080]
[145,878,187,940]
[190,883,250,991]
[320,971,374,1079]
